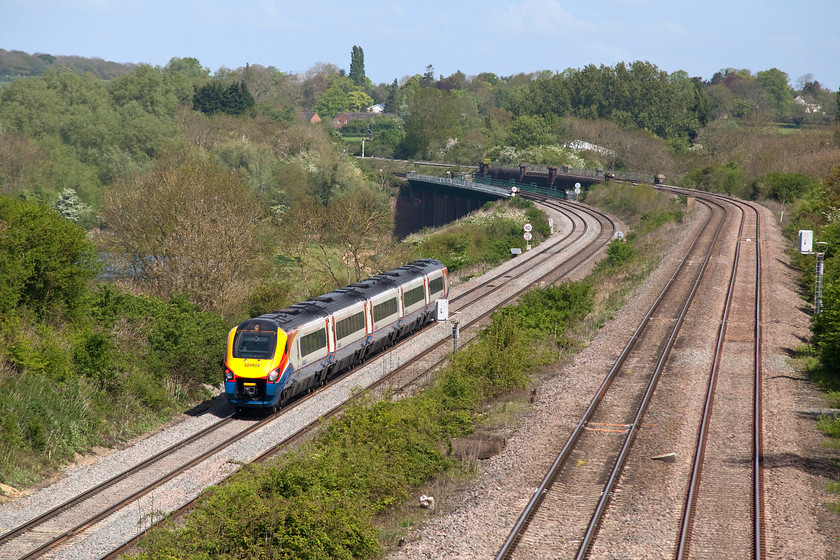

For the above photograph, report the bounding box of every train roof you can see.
[251,259,446,332]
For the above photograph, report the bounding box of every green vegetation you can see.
[0,196,227,487]
[773,163,840,510]
[193,81,255,115]
[404,197,550,273]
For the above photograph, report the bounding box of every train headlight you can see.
[267,368,280,383]
[224,369,234,381]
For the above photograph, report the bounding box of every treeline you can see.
[0,48,135,81]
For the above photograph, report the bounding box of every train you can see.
[224,259,449,410]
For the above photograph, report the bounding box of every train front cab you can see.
[224,319,289,409]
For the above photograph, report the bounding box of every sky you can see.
[3,0,839,89]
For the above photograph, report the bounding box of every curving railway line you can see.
[0,197,614,560]
[495,188,766,560]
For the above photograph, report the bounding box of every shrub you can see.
[679,162,753,199]
[756,172,819,204]
[606,238,634,266]
[0,195,99,319]
[0,371,107,486]
[143,295,228,386]
[500,282,594,337]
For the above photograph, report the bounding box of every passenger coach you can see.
[224,259,449,410]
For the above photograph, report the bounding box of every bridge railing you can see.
[472,176,568,199]
[409,170,657,201]
[406,172,513,198]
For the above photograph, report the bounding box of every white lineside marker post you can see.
[799,230,827,314]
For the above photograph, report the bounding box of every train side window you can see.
[336,311,365,340]
[403,285,425,308]
[429,276,443,297]
[299,328,327,357]
[373,297,398,322]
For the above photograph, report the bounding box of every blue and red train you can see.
[224,259,449,410]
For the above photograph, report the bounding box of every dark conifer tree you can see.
[193,81,254,115]
[349,45,366,87]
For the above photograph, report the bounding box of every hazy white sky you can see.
[4,0,838,88]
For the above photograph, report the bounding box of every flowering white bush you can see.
[486,145,587,169]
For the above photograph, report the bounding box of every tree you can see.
[96,150,266,317]
[398,87,471,158]
[756,172,818,204]
[421,65,435,87]
[314,82,349,119]
[349,45,366,87]
[347,90,374,112]
[0,132,49,194]
[280,183,393,288]
[110,63,180,118]
[506,114,555,149]
[193,81,255,115]
[53,188,90,222]
[164,57,210,80]
[329,185,394,281]
[756,68,794,119]
[0,194,99,318]
[836,86,840,122]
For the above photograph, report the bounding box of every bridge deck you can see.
[406,172,571,200]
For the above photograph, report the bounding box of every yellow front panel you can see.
[226,327,287,379]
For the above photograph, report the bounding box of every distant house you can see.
[333,112,376,127]
[298,111,321,124]
[367,104,385,114]
[333,110,395,128]
[794,96,822,114]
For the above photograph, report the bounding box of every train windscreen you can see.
[233,328,278,360]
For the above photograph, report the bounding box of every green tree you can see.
[421,65,436,87]
[348,90,374,112]
[398,87,471,158]
[0,70,117,156]
[314,82,350,119]
[506,114,555,149]
[110,63,180,118]
[756,172,818,204]
[756,68,794,119]
[193,81,255,116]
[0,195,99,318]
[836,86,840,122]
[349,45,366,87]
[164,56,210,80]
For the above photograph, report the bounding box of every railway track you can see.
[671,191,764,560]
[495,188,766,559]
[0,197,613,560]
